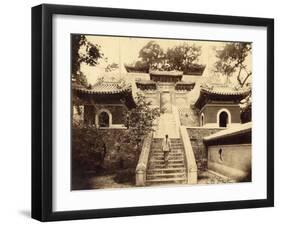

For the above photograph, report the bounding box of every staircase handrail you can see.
[179,126,198,184]
[135,132,153,186]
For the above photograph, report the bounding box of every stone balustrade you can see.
[179,126,198,184]
[135,132,153,186]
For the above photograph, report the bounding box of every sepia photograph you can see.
[71,34,252,190]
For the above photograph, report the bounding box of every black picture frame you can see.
[32,4,274,222]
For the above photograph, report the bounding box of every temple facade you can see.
[73,71,250,130]
[194,84,250,128]
[72,70,252,186]
[73,80,136,128]
[136,71,196,114]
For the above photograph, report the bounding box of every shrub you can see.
[114,168,136,184]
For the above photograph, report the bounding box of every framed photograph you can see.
[32,4,274,221]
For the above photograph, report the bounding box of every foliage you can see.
[72,124,106,172]
[214,42,252,87]
[124,92,160,150]
[138,41,165,69]
[165,43,201,71]
[128,41,202,72]
[124,61,149,73]
[214,42,252,122]
[71,34,104,86]
[241,94,252,123]
[114,168,136,184]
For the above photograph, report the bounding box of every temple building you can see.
[136,70,196,114]
[194,84,250,128]
[72,69,252,186]
[73,80,136,128]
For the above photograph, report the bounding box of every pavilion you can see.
[194,83,250,128]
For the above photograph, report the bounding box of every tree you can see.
[138,41,164,69]
[72,124,106,172]
[124,93,160,150]
[214,42,252,122]
[214,42,252,87]
[71,34,104,86]
[166,43,201,71]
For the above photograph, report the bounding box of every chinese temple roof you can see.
[175,81,196,91]
[74,81,131,94]
[194,83,250,110]
[135,80,156,85]
[73,80,136,108]
[135,79,157,90]
[149,70,183,83]
[201,85,250,96]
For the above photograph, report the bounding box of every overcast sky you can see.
[80,35,251,85]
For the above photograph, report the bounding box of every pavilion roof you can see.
[201,84,250,96]
[74,81,132,94]
[175,81,196,91]
[73,80,136,108]
[194,83,250,110]
[135,79,156,85]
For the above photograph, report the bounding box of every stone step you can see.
[151,149,183,155]
[151,152,183,156]
[151,139,182,142]
[152,149,183,152]
[147,168,186,174]
[151,141,183,147]
[146,136,187,185]
[151,157,184,161]
[150,155,184,161]
[146,177,187,185]
[153,148,182,151]
[149,159,184,164]
[149,163,185,169]
[152,147,183,150]
[147,173,186,180]
[152,153,183,156]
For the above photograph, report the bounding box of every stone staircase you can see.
[154,113,179,138]
[146,138,187,186]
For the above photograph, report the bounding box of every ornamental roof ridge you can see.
[149,70,183,76]
[200,82,250,96]
[74,79,132,94]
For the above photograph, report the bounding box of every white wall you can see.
[0,0,279,225]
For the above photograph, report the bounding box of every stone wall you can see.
[186,127,224,170]
[208,144,251,181]
[201,104,241,124]
[178,106,199,127]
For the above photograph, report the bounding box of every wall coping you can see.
[186,126,224,129]
[204,122,252,141]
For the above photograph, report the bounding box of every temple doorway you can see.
[98,111,110,127]
[219,111,228,127]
